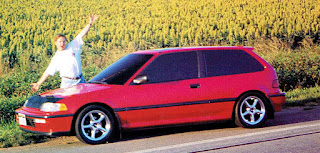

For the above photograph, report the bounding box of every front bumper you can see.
[15,107,74,136]
[269,92,286,112]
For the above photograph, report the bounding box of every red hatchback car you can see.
[16,46,285,144]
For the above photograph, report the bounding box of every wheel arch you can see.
[232,90,275,121]
[70,102,122,139]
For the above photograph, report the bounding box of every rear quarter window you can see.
[203,50,264,77]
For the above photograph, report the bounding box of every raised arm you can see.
[78,14,99,38]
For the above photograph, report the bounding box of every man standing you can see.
[31,14,98,92]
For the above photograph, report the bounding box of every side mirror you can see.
[133,75,148,85]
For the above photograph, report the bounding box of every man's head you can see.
[54,34,67,51]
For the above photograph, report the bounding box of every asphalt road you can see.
[2,105,320,153]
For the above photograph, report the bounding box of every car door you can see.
[121,51,210,128]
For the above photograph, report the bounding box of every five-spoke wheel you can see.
[75,105,114,144]
[235,93,268,128]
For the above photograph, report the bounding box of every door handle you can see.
[190,84,200,89]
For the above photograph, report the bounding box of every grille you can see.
[26,118,35,127]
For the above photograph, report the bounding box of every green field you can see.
[1,0,320,72]
[0,0,320,148]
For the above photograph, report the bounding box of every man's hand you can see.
[79,14,99,38]
[30,83,41,92]
[89,14,98,25]
[30,73,49,92]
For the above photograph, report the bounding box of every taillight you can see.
[272,79,280,88]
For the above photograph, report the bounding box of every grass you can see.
[0,121,48,148]
[285,86,320,107]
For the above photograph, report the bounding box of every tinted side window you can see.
[139,51,198,83]
[204,50,264,77]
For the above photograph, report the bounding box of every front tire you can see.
[235,93,268,128]
[75,105,114,144]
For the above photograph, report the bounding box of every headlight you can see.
[40,103,68,112]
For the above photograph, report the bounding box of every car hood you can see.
[40,83,112,98]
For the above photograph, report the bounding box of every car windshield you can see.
[88,54,153,85]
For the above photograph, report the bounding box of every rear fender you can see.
[232,90,275,120]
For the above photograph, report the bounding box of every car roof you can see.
[134,46,254,54]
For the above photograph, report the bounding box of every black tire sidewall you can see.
[75,105,114,144]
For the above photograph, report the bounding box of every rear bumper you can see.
[15,108,74,136]
[269,93,286,112]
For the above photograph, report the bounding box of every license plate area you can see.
[18,113,27,126]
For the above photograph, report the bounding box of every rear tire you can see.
[235,92,268,128]
[75,105,114,144]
